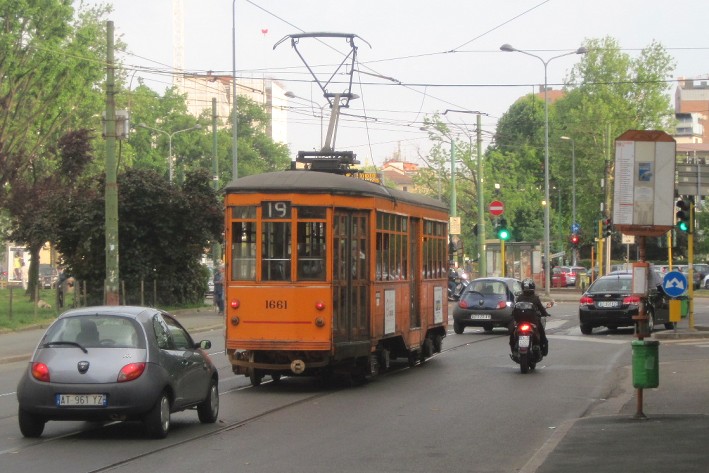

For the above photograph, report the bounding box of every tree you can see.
[54,167,223,305]
[0,1,110,298]
[555,36,675,258]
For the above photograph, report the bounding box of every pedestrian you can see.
[213,266,225,315]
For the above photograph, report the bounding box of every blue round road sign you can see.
[663,271,688,297]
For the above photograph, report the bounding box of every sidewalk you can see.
[527,300,709,473]
[0,306,224,365]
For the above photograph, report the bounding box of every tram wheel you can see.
[379,348,391,371]
[408,350,418,367]
[250,370,262,386]
[433,334,443,353]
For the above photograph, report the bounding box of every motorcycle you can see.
[509,301,552,374]
[447,270,469,301]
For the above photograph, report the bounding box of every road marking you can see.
[548,334,627,344]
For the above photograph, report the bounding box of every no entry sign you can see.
[489,200,504,216]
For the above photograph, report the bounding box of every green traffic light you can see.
[677,221,689,232]
[498,228,510,241]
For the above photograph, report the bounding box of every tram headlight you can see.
[230,316,240,326]
[315,317,325,327]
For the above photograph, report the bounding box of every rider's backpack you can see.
[513,301,540,324]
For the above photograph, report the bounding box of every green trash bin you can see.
[632,340,659,389]
[680,296,689,318]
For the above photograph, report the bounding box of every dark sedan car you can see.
[17,306,219,439]
[452,277,523,334]
[579,271,673,335]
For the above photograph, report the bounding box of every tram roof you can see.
[224,171,448,213]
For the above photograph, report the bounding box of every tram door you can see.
[409,218,421,328]
[333,210,370,347]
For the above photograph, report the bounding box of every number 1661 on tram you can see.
[224,170,450,386]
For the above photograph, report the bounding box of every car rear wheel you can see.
[197,378,219,424]
[483,324,494,333]
[453,321,464,334]
[18,409,45,438]
[144,391,171,439]
[580,323,593,335]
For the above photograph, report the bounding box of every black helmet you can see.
[522,279,535,293]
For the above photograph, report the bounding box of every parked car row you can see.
[450,271,677,339]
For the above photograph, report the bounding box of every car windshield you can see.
[42,315,145,349]
[588,277,632,294]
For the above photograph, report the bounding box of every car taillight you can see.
[497,301,507,309]
[458,300,469,309]
[580,296,594,305]
[623,295,641,305]
[117,362,146,383]
[31,362,50,382]
[518,323,532,332]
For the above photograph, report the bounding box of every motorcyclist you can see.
[510,279,550,356]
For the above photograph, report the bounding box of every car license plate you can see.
[471,314,491,320]
[56,394,107,407]
[597,301,619,308]
[518,335,530,347]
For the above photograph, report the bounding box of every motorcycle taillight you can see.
[519,323,532,332]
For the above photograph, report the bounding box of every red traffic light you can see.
[570,234,580,246]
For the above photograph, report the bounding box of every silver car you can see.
[16,306,219,438]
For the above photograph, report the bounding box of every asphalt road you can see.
[0,301,658,472]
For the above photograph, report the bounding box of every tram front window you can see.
[297,221,326,280]
[262,222,291,281]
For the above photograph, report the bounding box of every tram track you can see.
[3,331,528,469]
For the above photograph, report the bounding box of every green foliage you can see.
[54,168,223,306]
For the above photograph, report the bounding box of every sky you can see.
[81,0,709,168]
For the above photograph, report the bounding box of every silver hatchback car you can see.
[16,306,219,438]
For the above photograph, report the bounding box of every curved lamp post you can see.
[500,43,587,295]
[137,123,202,183]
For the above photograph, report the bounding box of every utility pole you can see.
[477,113,486,277]
[104,21,119,305]
[212,98,221,267]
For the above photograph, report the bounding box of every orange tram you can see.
[223,169,449,386]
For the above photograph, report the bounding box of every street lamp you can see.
[284,91,328,149]
[561,135,577,265]
[137,123,202,183]
[500,43,587,295]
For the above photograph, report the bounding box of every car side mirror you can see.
[198,340,212,350]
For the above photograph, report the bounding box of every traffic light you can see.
[602,218,613,238]
[570,234,580,248]
[497,218,510,241]
[676,198,691,233]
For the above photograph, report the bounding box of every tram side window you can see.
[262,222,291,281]
[297,221,326,280]
[231,220,256,280]
[376,212,408,281]
[423,220,447,280]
